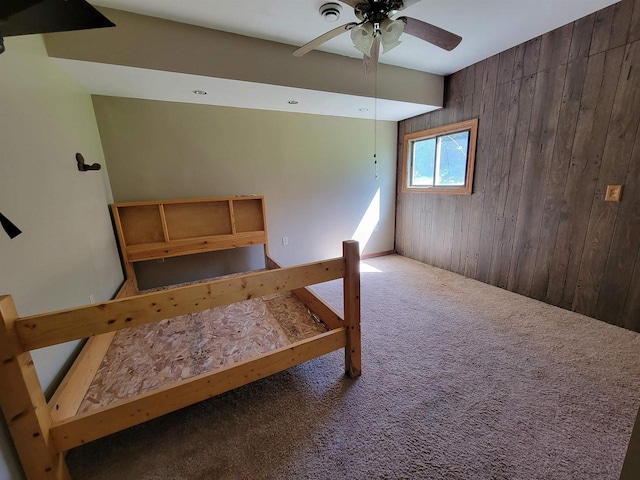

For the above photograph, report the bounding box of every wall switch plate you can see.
[605,184,623,202]
[282,236,288,245]
[89,294,95,304]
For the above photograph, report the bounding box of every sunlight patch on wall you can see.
[351,188,380,254]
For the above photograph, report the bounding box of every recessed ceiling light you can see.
[359,107,369,112]
[192,90,208,95]
[288,100,299,105]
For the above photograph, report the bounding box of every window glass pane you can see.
[411,138,436,186]
[435,131,469,186]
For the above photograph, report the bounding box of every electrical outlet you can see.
[282,236,288,245]
[89,294,95,304]
[605,184,623,202]
[374,224,379,232]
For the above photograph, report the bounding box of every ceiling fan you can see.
[293,0,461,66]
[0,0,114,55]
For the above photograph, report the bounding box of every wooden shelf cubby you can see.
[112,196,268,285]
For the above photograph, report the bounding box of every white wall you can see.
[93,96,397,281]
[0,36,123,479]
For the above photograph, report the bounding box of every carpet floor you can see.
[67,254,640,480]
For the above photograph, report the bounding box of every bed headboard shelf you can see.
[112,196,268,288]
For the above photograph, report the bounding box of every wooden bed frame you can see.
[0,196,361,480]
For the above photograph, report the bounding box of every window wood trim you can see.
[401,118,478,195]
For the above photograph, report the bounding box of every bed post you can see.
[0,296,70,480]
[619,403,640,480]
[343,240,361,378]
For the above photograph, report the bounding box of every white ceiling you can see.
[53,0,619,120]
[92,0,619,76]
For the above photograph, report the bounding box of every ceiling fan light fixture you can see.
[380,18,404,53]
[350,22,375,56]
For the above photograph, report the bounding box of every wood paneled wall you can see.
[395,0,640,332]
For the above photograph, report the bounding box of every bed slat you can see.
[49,328,347,452]
[15,258,345,351]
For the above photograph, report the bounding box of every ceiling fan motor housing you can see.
[354,1,402,23]
[319,3,342,22]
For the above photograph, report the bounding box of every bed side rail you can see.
[48,277,137,423]
[14,257,345,351]
[265,255,344,330]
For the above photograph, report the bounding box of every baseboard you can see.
[361,250,395,259]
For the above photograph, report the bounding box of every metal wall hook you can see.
[76,152,101,171]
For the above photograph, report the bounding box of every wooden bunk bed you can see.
[0,196,361,480]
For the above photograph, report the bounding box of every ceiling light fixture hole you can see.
[288,100,299,105]
[192,89,208,95]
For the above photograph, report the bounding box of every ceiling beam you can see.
[44,7,443,108]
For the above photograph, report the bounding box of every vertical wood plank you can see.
[343,241,361,378]
[483,55,500,90]
[609,0,634,49]
[630,0,640,43]
[477,82,510,283]
[451,94,476,274]
[474,60,486,94]
[530,57,587,300]
[508,64,566,296]
[572,197,619,317]
[512,43,526,80]
[464,91,485,278]
[590,5,615,55]
[464,64,476,97]
[497,47,516,85]
[0,296,70,480]
[523,37,541,76]
[568,13,595,62]
[488,77,531,287]
[158,204,170,241]
[538,23,573,72]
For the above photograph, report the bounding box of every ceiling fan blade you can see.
[293,22,358,57]
[0,212,22,239]
[0,0,46,20]
[1,0,114,38]
[400,16,462,51]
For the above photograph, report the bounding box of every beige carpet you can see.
[67,254,640,480]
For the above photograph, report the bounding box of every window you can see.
[402,118,478,195]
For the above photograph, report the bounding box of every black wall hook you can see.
[76,153,101,171]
